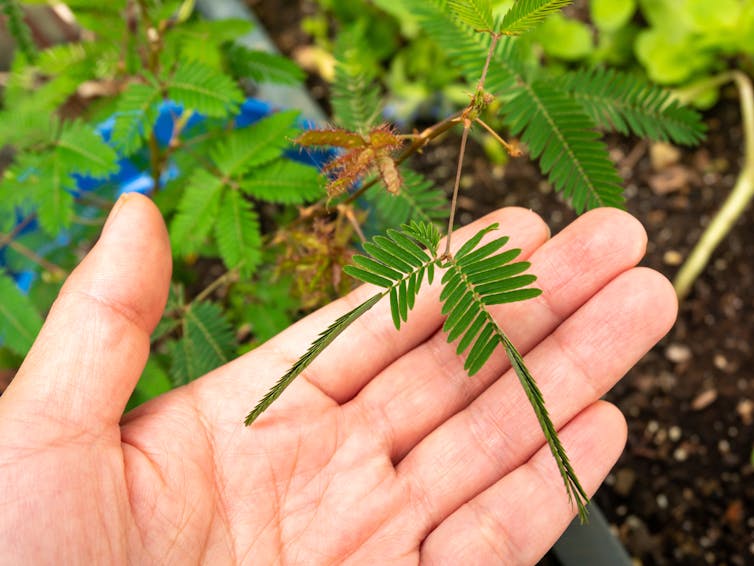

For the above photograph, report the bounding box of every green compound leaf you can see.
[555,68,706,145]
[245,292,384,425]
[211,110,299,177]
[241,159,325,205]
[226,45,305,85]
[56,120,119,178]
[498,0,573,36]
[169,300,236,386]
[167,62,244,118]
[111,82,163,155]
[214,189,262,278]
[367,168,447,227]
[169,168,225,257]
[440,223,588,522]
[331,29,381,132]
[343,221,441,330]
[503,81,624,212]
[447,0,494,31]
[0,274,43,356]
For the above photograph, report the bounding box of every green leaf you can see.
[0,274,43,356]
[241,159,325,204]
[555,68,706,145]
[367,168,447,227]
[226,45,305,85]
[331,29,382,132]
[245,292,384,425]
[167,62,244,118]
[56,121,119,178]
[503,81,624,212]
[169,300,235,386]
[439,224,588,521]
[447,0,494,31]
[590,0,636,32]
[344,223,440,329]
[214,190,262,278]
[211,110,299,176]
[169,168,225,256]
[533,13,593,61]
[111,82,163,155]
[499,0,573,35]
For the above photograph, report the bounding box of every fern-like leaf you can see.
[343,222,441,329]
[56,120,119,178]
[169,300,236,386]
[555,68,706,145]
[241,159,325,205]
[440,223,588,521]
[214,189,262,277]
[211,110,298,177]
[167,62,244,118]
[367,168,447,227]
[331,31,381,132]
[169,168,224,256]
[504,81,624,212]
[111,82,163,155]
[245,292,384,425]
[226,45,305,85]
[498,0,572,36]
[0,0,37,62]
[403,0,522,97]
[0,274,43,356]
[447,0,494,31]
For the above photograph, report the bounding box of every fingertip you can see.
[479,206,550,245]
[576,208,647,265]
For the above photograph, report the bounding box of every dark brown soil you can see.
[250,1,754,564]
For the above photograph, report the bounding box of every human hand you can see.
[0,194,676,564]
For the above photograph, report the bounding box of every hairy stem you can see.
[674,71,754,300]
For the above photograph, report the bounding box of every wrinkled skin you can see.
[0,194,676,564]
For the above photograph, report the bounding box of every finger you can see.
[349,208,647,459]
[191,208,549,422]
[420,402,627,565]
[397,267,677,534]
[0,194,171,435]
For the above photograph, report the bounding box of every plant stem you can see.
[476,33,501,93]
[0,213,35,250]
[8,241,67,280]
[673,71,754,300]
[444,120,471,257]
[191,267,240,305]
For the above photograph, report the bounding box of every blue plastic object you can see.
[1,97,332,293]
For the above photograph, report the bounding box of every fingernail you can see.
[102,194,132,235]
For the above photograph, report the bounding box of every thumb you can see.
[0,193,172,437]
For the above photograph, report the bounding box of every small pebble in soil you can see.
[669,425,682,442]
[663,249,684,265]
[674,446,689,461]
[666,343,692,363]
[736,398,753,425]
[691,388,718,410]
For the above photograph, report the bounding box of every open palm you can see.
[0,194,676,564]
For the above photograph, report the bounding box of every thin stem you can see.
[444,120,471,257]
[474,117,522,157]
[476,33,500,93]
[191,267,240,305]
[0,213,35,250]
[8,241,67,280]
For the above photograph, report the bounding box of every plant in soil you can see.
[244,0,705,521]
